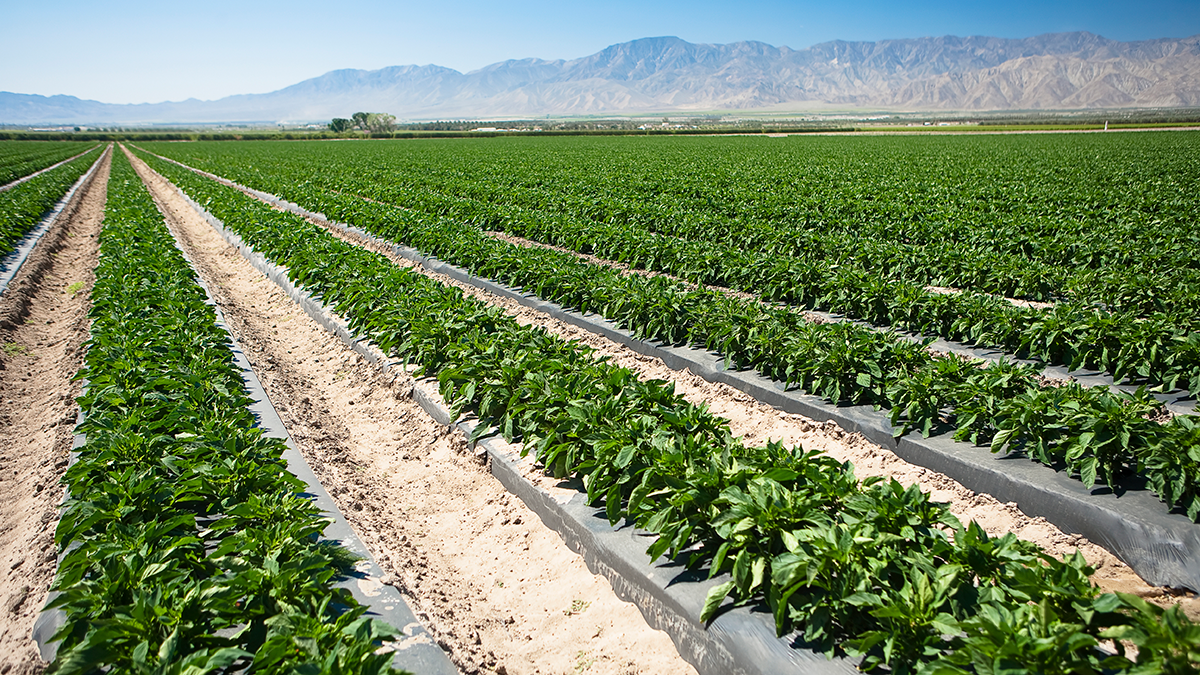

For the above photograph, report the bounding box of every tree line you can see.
[329,112,396,134]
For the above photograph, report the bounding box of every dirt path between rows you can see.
[254,176,1198,614]
[126,146,697,675]
[0,148,109,672]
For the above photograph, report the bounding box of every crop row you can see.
[0,146,103,258]
[46,149,404,674]
[338,176,1200,398]
[0,141,99,186]
[408,133,1200,315]
[136,134,1200,314]
[418,156,1200,316]
[137,140,1200,401]
[139,148,1200,674]
[137,148,1200,525]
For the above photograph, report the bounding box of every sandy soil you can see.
[925,285,1053,309]
[126,147,697,675]
[0,148,109,671]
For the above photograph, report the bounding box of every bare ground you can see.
[127,147,697,675]
[0,148,109,671]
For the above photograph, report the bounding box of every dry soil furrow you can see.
[126,147,696,675]
[0,148,110,672]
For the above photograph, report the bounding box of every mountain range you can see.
[4,32,1199,124]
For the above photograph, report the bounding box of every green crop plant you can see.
[0,145,103,258]
[0,141,99,185]
[136,148,1200,674]
[137,134,1200,396]
[46,149,406,674]
[132,145,1200,524]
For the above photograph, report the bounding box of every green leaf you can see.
[701,580,735,622]
[614,444,636,469]
[990,427,1015,454]
[1079,455,1099,489]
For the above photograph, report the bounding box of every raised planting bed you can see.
[0,146,108,297]
[140,147,1200,675]
[32,148,453,674]
[142,147,1200,593]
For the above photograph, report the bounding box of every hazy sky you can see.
[2,0,1198,104]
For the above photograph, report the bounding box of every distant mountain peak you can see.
[3,31,1199,124]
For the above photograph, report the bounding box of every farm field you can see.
[1,132,1199,674]
[0,142,99,188]
[138,132,1200,519]
[0,145,103,259]
[137,134,1200,401]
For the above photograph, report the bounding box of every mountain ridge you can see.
[3,32,1199,124]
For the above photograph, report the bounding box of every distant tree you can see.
[329,118,352,133]
[351,112,370,130]
[366,113,396,135]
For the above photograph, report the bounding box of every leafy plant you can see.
[0,144,103,257]
[49,149,407,674]
[135,149,1200,675]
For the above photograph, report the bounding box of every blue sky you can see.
[2,0,1198,104]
